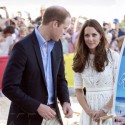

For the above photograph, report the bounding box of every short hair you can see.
[103,22,108,27]
[42,6,71,26]
[3,26,15,34]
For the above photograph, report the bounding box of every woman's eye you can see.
[84,34,89,37]
[92,33,97,37]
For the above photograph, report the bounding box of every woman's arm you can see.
[75,88,95,117]
[92,95,113,122]
[101,95,113,113]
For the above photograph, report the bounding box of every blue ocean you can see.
[115,97,125,117]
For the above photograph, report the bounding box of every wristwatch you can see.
[101,107,109,113]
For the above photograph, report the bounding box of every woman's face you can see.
[84,26,101,54]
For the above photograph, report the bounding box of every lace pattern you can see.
[74,49,119,125]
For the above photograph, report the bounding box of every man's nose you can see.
[63,29,68,35]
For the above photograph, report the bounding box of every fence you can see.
[0,56,9,90]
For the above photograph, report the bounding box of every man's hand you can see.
[37,104,56,120]
[62,102,73,118]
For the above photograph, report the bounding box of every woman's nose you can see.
[88,36,93,41]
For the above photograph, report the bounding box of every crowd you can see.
[0,6,125,57]
[0,5,125,125]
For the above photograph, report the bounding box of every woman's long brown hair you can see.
[72,19,109,73]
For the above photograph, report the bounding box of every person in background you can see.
[110,18,125,52]
[64,33,74,53]
[61,35,68,54]
[0,25,14,56]
[0,6,9,19]
[103,22,112,48]
[120,15,125,32]
[72,19,119,125]
[27,24,35,34]
[15,26,29,42]
[72,16,86,46]
[34,6,46,25]
[2,5,73,125]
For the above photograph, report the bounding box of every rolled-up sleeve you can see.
[74,72,83,89]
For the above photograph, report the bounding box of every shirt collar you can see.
[35,27,46,47]
[35,26,55,47]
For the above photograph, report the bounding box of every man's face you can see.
[40,8,46,16]
[51,17,71,41]
[103,24,108,32]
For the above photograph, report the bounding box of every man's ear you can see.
[52,20,59,28]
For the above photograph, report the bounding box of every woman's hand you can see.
[86,109,98,119]
[92,110,107,123]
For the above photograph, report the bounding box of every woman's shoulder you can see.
[107,48,120,61]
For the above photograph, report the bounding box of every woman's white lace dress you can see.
[74,49,119,125]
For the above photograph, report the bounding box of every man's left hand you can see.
[62,102,73,118]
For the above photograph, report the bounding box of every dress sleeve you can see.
[74,72,83,89]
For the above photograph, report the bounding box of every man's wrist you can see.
[63,102,70,106]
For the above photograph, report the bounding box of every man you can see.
[109,18,125,52]
[34,6,46,25]
[2,5,73,125]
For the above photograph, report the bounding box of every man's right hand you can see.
[37,104,56,120]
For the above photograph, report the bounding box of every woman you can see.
[72,19,119,125]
